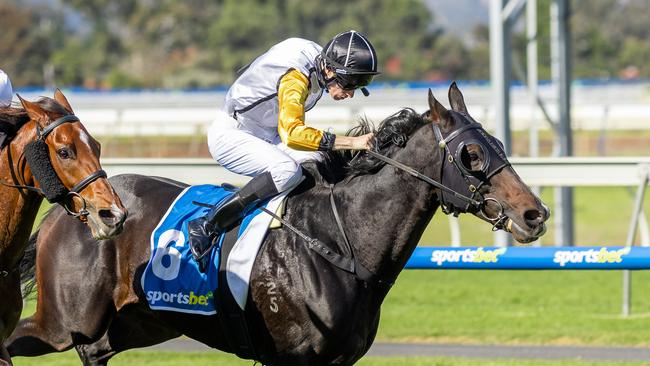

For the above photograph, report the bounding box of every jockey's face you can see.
[324,69,355,101]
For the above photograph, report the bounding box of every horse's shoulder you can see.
[108,174,187,207]
[109,174,187,188]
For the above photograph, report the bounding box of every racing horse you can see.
[7,84,548,365]
[0,90,127,365]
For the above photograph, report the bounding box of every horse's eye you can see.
[57,148,71,159]
[469,152,479,161]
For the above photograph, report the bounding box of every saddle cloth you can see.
[141,184,289,315]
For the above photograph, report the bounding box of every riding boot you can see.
[188,172,278,269]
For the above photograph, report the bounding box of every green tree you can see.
[0,2,65,86]
[281,0,439,81]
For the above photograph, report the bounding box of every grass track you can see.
[11,351,650,366]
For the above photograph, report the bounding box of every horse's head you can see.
[17,90,127,240]
[427,83,549,243]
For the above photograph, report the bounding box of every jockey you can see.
[0,69,13,107]
[189,30,380,259]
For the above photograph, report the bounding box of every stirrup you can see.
[190,234,218,261]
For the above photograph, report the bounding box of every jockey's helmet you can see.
[0,69,13,108]
[321,30,380,94]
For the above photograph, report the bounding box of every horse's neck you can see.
[0,130,42,269]
[337,129,441,285]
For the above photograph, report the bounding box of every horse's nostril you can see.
[523,209,542,228]
[98,209,120,226]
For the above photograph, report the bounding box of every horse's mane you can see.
[0,97,70,149]
[312,108,429,184]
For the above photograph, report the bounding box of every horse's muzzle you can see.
[91,205,128,239]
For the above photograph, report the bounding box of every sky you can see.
[425,0,489,43]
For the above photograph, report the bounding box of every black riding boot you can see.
[188,172,278,269]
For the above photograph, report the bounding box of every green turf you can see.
[377,270,650,346]
[11,351,650,366]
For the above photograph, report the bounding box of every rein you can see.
[0,114,107,220]
[258,185,393,289]
[365,150,481,208]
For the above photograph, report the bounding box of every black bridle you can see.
[0,114,107,220]
[367,114,512,231]
[430,111,512,229]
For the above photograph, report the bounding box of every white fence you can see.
[18,83,650,136]
[102,156,650,186]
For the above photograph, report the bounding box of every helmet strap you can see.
[316,57,337,92]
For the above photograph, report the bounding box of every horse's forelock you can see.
[35,97,71,117]
[0,98,72,150]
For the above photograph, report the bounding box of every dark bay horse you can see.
[8,84,548,365]
[0,90,127,366]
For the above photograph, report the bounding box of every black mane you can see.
[0,97,70,149]
[312,108,429,184]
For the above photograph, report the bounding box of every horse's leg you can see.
[7,268,116,356]
[7,297,116,357]
[0,345,11,366]
[75,304,180,366]
[7,253,117,355]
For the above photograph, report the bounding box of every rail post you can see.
[622,164,650,316]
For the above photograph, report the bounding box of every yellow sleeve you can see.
[277,69,328,151]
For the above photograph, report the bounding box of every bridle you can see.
[367,113,512,231]
[0,114,107,221]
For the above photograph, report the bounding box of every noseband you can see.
[367,115,512,231]
[1,114,106,221]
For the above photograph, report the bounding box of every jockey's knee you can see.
[269,161,302,193]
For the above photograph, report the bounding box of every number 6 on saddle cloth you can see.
[141,182,288,315]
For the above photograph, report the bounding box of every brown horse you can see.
[8,84,547,365]
[0,91,127,366]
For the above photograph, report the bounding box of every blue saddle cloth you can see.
[141,184,266,315]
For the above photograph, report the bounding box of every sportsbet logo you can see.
[553,247,631,267]
[146,290,214,306]
[430,247,507,266]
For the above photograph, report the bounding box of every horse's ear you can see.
[448,81,468,114]
[428,89,450,127]
[18,94,48,127]
[54,89,74,114]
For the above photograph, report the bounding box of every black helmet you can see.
[321,30,380,94]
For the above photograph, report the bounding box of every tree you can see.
[0,2,63,86]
